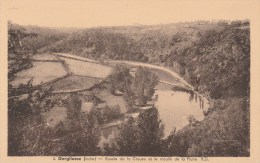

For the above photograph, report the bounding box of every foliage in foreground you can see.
[103,107,165,156]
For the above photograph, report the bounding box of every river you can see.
[43,54,209,142]
[155,89,205,136]
[106,60,209,137]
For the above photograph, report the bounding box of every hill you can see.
[9,20,250,156]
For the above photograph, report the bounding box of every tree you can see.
[8,23,53,155]
[89,105,122,125]
[107,64,135,109]
[108,65,159,109]
[161,127,190,156]
[63,93,100,156]
[66,92,82,121]
[137,107,165,156]
[115,117,141,156]
[8,22,37,81]
[107,64,132,93]
[187,115,196,124]
[63,113,100,156]
[123,83,135,109]
[104,107,164,156]
[132,67,159,106]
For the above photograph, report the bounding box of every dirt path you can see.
[54,53,98,63]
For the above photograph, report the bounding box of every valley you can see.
[8,20,250,156]
[11,52,206,147]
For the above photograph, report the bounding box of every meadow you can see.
[59,57,112,79]
[10,61,67,87]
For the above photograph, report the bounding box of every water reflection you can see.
[155,89,208,137]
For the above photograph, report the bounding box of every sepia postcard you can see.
[0,0,260,163]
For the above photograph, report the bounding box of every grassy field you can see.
[93,87,127,113]
[48,75,100,92]
[59,57,112,78]
[10,61,67,87]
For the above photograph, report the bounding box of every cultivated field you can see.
[59,57,112,78]
[10,61,67,87]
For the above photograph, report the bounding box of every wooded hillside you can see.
[10,20,250,156]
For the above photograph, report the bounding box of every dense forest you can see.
[8,20,250,156]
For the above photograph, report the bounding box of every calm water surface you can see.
[155,89,205,136]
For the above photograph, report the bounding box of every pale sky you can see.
[5,0,254,28]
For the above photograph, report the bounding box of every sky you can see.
[5,0,254,28]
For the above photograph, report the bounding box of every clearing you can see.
[92,87,127,114]
[42,106,67,127]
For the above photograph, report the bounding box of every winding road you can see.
[106,60,208,101]
[48,53,208,101]
[106,60,192,88]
